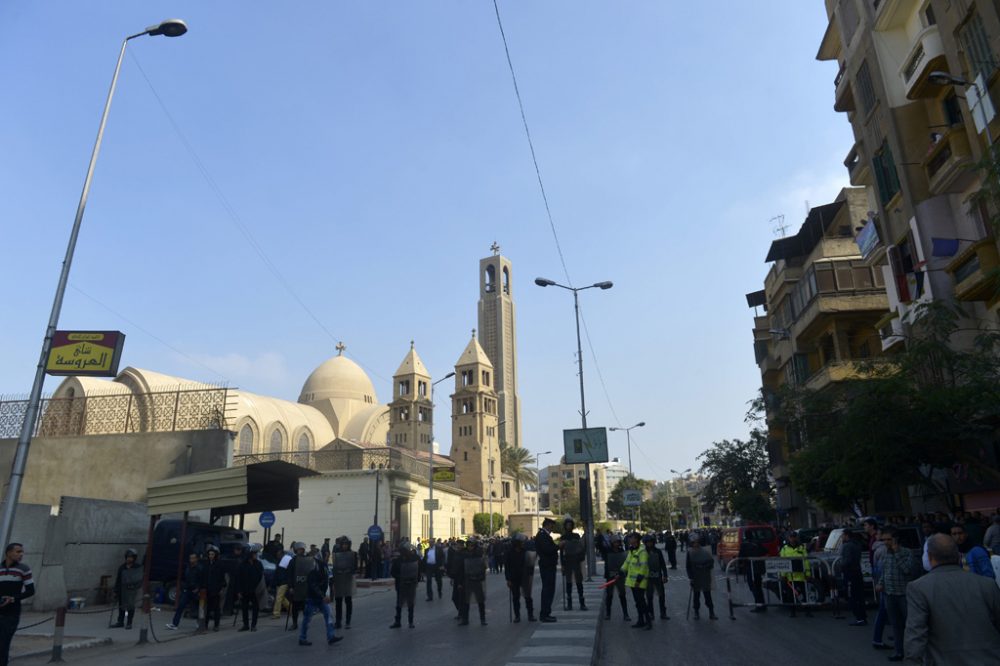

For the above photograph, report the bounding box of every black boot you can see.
[579,597,588,611]
[526,599,535,622]
[408,607,415,629]
[479,604,487,626]
[389,608,402,629]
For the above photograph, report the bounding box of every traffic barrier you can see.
[723,556,837,620]
[50,606,66,662]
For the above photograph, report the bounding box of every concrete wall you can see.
[0,430,231,508]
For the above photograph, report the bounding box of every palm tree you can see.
[499,441,538,490]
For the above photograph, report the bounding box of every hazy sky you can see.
[0,2,852,481]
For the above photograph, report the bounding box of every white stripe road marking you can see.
[506,663,589,666]
[527,629,593,639]
[516,645,593,659]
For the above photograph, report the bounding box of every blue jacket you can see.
[961,545,995,579]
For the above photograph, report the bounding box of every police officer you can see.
[460,537,488,626]
[423,539,446,601]
[390,541,422,628]
[446,538,466,619]
[287,542,313,630]
[621,532,651,629]
[560,518,587,611]
[663,531,678,569]
[236,544,263,632]
[604,535,630,621]
[643,535,668,622]
[112,549,142,629]
[202,544,226,631]
[505,533,535,622]
[536,517,559,623]
[330,536,357,629]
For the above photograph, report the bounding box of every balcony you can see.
[873,0,909,31]
[835,64,856,113]
[900,25,948,100]
[946,238,1000,303]
[844,142,872,186]
[922,126,975,195]
[804,360,875,392]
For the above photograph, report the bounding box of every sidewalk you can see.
[12,606,118,661]
[504,576,605,666]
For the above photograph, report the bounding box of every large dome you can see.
[299,354,377,406]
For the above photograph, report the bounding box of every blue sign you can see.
[367,524,384,542]
[259,511,276,528]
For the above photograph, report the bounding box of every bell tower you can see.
[388,342,432,452]
[450,331,500,499]
[478,243,522,452]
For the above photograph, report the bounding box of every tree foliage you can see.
[697,413,774,524]
[473,512,506,536]
[782,301,1000,513]
[606,473,654,520]
[499,442,538,489]
[638,495,673,532]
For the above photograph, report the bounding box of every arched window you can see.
[502,266,510,294]
[269,429,283,454]
[485,265,496,293]
[238,424,254,455]
[297,432,310,451]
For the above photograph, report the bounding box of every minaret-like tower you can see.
[477,243,522,452]
[450,331,500,499]
[388,342,432,452]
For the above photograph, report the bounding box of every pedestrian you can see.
[330,536,357,630]
[664,531,678,570]
[390,541,422,629]
[685,536,717,620]
[877,526,915,662]
[737,536,766,612]
[536,517,559,623]
[111,549,142,629]
[0,543,35,665]
[459,537,488,626]
[951,523,995,579]
[287,542,312,630]
[358,537,370,579]
[840,530,867,626]
[872,527,891,650]
[272,544,293,620]
[560,518,587,611]
[905,533,1000,664]
[166,552,203,630]
[298,550,342,647]
[643,535,668,622]
[321,538,331,565]
[983,515,1000,555]
[381,542,392,579]
[422,537,445,601]
[505,534,535,622]
[222,543,245,616]
[446,538,466,619]
[603,535,630,621]
[202,545,225,632]
[622,532,651,629]
[236,544,263,632]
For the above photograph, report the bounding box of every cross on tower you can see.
[336,341,346,356]
[490,241,501,256]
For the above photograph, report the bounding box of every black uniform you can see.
[604,545,629,620]
[201,555,226,630]
[390,549,422,628]
[535,527,558,620]
[664,533,678,569]
[738,540,767,609]
[330,548,357,628]
[236,556,263,630]
[112,557,142,628]
[644,544,668,621]
[460,545,488,626]
[505,541,536,621]
[560,531,587,610]
[446,541,466,617]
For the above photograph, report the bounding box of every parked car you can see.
[717,524,780,568]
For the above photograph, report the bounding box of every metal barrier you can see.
[723,556,838,620]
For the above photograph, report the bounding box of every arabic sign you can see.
[45,331,125,377]
[622,489,643,507]
[563,427,609,464]
[432,467,456,482]
[855,219,881,261]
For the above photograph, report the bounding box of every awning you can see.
[146,461,318,517]
[745,289,767,308]
[765,201,845,263]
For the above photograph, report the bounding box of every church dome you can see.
[299,353,378,406]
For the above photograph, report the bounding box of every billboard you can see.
[856,219,881,261]
[45,331,125,377]
[562,427,609,464]
[622,489,642,507]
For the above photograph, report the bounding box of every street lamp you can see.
[427,371,455,542]
[534,276,613,579]
[534,450,552,528]
[0,19,187,550]
[928,71,996,152]
[608,421,645,476]
[668,468,691,531]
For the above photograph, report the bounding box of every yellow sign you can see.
[45,330,125,377]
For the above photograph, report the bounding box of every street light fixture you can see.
[427,371,455,543]
[928,70,996,153]
[534,276,613,580]
[0,19,187,551]
[534,450,552,528]
[608,421,646,476]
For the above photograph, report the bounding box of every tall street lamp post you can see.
[0,19,188,550]
[427,372,455,542]
[608,421,645,476]
[534,276,613,579]
[669,468,691,531]
[534,450,551,529]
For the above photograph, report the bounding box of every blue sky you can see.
[0,2,853,481]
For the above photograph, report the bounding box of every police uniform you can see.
[505,536,536,622]
[604,539,630,620]
[460,541,488,626]
[643,538,668,621]
[390,545,422,628]
[330,537,357,629]
[560,522,587,610]
[621,536,651,629]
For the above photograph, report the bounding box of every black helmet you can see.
[124,548,138,559]
[205,544,220,554]
[642,534,656,545]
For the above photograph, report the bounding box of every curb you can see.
[14,636,112,661]
[591,594,605,665]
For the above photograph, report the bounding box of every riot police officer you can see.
[604,535,630,621]
[559,518,587,611]
[112,549,142,629]
[390,541,422,629]
[460,537,488,626]
[330,536,357,629]
[505,533,536,622]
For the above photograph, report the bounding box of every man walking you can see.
[905,533,1000,664]
[111,549,142,629]
[446,539,466,619]
[0,543,34,665]
[166,552,202,630]
[459,538,488,626]
[877,526,915,662]
[603,535,630,621]
[236,544,263,632]
[505,534,535,622]
[664,531,678,570]
[951,523,995,579]
[841,530,867,626]
[536,518,559,623]
[298,549,342,647]
[738,536,766,612]
[287,542,313,630]
[272,544,293,620]
[390,541,421,629]
[202,545,225,632]
[423,538,445,601]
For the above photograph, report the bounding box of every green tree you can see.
[473,512,506,536]
[499,441,538,490]
[638,495,673,531]
[782,301,1000,513]
[606,474,654,520]
[697,420,774,523]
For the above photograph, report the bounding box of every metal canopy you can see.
[745,289,767,308]
[765,201,844,263]
[146,461,318,517]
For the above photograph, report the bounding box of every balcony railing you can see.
[946,238,1000,302]
[899,25,947,99]
[922,127,974,195]
[232,446,446,477]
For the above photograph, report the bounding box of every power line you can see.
[127,52,389,385]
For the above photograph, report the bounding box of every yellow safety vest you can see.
[622,547,649,589]
[779,544,810,581]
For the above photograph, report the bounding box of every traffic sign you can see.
[367,524,384,542]
[423,499,439,510]
[259,511,276,528]
[622,489,642,507]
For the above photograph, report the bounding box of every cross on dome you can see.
[336,341,346,356]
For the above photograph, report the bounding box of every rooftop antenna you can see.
[771,214,789,238]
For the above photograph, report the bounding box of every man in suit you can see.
[905,533,1000,665]
[536,518,559,623]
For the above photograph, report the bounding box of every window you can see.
[502,266,510,295]
[297,432,310,451]
[462,399,474,414]
[944,93,962,127]
[960,12,995,82]
[398,407,410,421]
[238,424,254,455]
[398,380,410,396]
[269,428,283,454]
[856,60,877,115]
[489,459,495,476]
[418,381,427,397]
[463,452,468,462]
[503,482,511,499]
[873,139,900,205]
[484,265,496,293]
[923,3,936,27]
[462,370,473,386]
[481,371,490,387]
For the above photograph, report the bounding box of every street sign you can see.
[423,499,439,510]
[367,524,384,543]
[258,511,275,528]
[45,330,125,377]
[622,489,642,507]
[562,427,609,464]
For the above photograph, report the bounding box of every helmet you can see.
[205,544,220,554]
[248,543,262,554]
[626,532,641,542]
[642,534,656,545]
[466,536,479,546]
[400,541,415,552]
[610,534,623,544]
[292,541,306,552]
[563,515,575,526]
[124,548,138,559]
[514,533,528,543]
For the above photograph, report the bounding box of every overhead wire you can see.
[127,52,389,385]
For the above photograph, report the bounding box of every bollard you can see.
[49,606,66,663]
